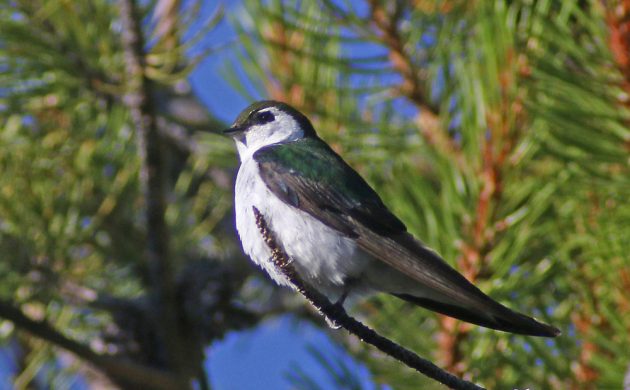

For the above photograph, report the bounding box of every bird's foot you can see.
[325,316,341,329]
[324,291,349,329]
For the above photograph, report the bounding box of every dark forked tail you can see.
[394,293,560,337]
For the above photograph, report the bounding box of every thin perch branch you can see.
[252,206,484,390]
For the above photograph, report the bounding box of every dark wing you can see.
[254,138,407,238]
[254,138,560,337]
[254,138,482,301]
[254,139,476,295]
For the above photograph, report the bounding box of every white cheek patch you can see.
[245,127,270,149]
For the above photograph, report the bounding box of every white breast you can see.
[234,157,370,300]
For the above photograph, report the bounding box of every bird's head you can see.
[223,100,316,160]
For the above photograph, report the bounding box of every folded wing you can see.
[254,138,560,337]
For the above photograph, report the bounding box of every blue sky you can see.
[208,316,379,389]
[188,1,249,124]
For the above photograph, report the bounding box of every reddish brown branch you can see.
[261,16,309,107]
[368,1,431,108]
[439,47,525,375]
[607,1,630,84]
[568,5,630,383]
[606,0,630,152]
[570,260,611,387]
[366,0,463,163]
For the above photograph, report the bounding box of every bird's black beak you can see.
[222,125,245,137]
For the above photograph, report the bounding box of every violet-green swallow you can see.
[224,100,560,337]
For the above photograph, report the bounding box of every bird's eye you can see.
[254,111,275,124]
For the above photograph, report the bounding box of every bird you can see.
[224,100,560,337]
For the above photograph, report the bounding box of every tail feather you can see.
[394,293,561,337]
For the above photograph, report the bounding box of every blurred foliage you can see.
[0,0,252,388]
[1,0,629,389]
[229,0,630,389]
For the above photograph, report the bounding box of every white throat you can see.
[235,108,304,161]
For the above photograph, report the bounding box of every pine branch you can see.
[0,300,180,390]
[604,3,630,152]
[251,206,484,390]
[365,1,463,162]
[320,0,464,166]
[153,0,181,51]
[366,0,436,114]
[119,0,188,387]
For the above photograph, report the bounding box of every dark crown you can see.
[232,100,317,137]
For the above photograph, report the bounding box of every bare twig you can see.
[0,300,180,390]
[251,206,484,390]
[119,0,188,387]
